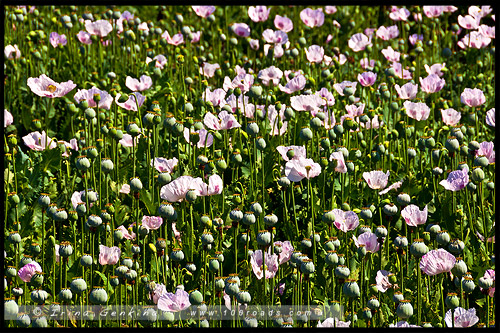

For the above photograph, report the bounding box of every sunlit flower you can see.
[285,157,322,182]
[27,74,76,98]
[441,108,462,126]
[258,66,283,87]
[115,92,146,111]
[353,231,380,253]
[305,45,324,63]
[151,157,178,173]
[192,6,215,18]
[404,101,430,121]
[74,86,113,110]
[395,82,418,100]
[116,225,136,240]
[18,262,42,282]
[204,110,241,130]
[476,141,495,164]
[126,75,152,92]
[425,63,446,77]
[274,14,293,32]
[232,23,251,37]
[4,44,21,59]
[141,216,163,231]
[300,8,324,28]
[419,74,445,93]
[440,165,469,191]
[401,204,428,227]
[486,108,495,127]
[329,151,347,173]
[279,74,306,94]
[85,19,113,37]
[376,25,399,40]
[348,32,372,52]
[445,307,479,328]
[200,62,220,78]
[276,145,307,161]
[49,32,67,48]
[317,318,351,327]
[161,30,184,45]
[4,109,13,127]
[332,209,359,233]
[22,131,57,151]
[158,288,191,312]
[98,245,121,265]
[420,248,456,276]
[248,6,270,22]
[375,270,392,292]
[460,88,486,107]
[358,71,377,87]
[250,248,279,279]
[363,170,390,190]
[381,46,400,62]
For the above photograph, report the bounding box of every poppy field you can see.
[3,5,496,328]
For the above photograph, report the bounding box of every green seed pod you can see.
[189,289,204,305]
[451,258,468,277]
[461,277,475,293]
[129,177,143,192]
[343,280,360,298]
[396,300,413,319]
[300,258,315,275]
[436,230,451,245]
[409,239,429,257]
[170,248,185,262]
[256,230,272,246]
[394,235,408,248]
[299,127,313,141]
[334,265,350,279]
[89,287,108,304]
[70,278,87,293]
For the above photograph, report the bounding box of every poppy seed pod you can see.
[478,276,494,290]
[300,258,315,275]
[58,288,73,302]
[208,258,220,273]
[8,232,22,244]
[299,127,314,141]
[360,208,372,220]
[70,278,87,293]
[76,156,91,171]
[237,290,252,304]
[334,265,351,279]
[224,279,240,296]
[300,238,312,249]
[436,230,451,245]
[89,287,108,305]
[129,177,143,192]
[448,239,465,254]
[246,122,260,137]
[445,292,460,309]
[461,277,476,293]
[158,203,177,220]
[30,289,49,305]
[396,300,413,319]
[394,235,408,248]
[188,290,204,305]
[59,242,73,258]
[367,296,380,309]
[101,158,114,173]
[87,215,102,228]
[409,239,428,257]
[30,272,44,287]
[471,167,485,182]
[16,313,31,327]
[264,213,279,226]
[375,225,388,238]
[396,193,411,206]
[343,280,360,298]
[451,258,468,277]
[170,248,185,262]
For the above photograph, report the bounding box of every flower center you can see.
[47,84,57,93]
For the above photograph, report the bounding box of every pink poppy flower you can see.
[363,170,390,190]
[230,73,254,93]
[461,88,486,107]
[200,62,220,78]
[192,6,215,18]
[190,31,202,43]
[285,157,322,182]
[204,110,241,130]
[119,133,141,148]
[279,74,306,94]
[183,128,214,148]
[142,216,163,231]
[290,94,325,114]
[425,63,446,77]
[262,29,288,44]
[395,82,418,100]
[381,46,400,62]
[360,58,375,69]
[250,249,279,279]
[268,104,288,136]
[478,25,495,39]
[458,15,481,30]
[273,240,294,265]
[60,138,78,157]
[27,74,76,98]
[333,81,357,96]
[378,180,403,195]
[469,5,492,19]
[151,157,178,173]
[441,108,462,126]
[263,44,284,58]
[74,86,113,110]
[354,231,380,253]
[486,108,495,127]
[232,23,250,37]
[115,92,145,111]
[23,131,57,151]
[401,204,428,227]
[332,209,359,233]
[115,11,134,34]
[161,30,184,45]
[205,174,223,196]
[116,225,136,240]
[4,44,21,59]
[376,25,399,40]
[305,45,324,63]
[358,71,377,87]
[300,8,324,28]
[375,270,393,292]
[409,33,423,45]
[249,38,260,50]
[276,145,307,161]
[445,307,479,328]
[85,19,113,37]
[344,103,365,119]
[420,248,456,276]
[55,244,60,263]
[202,87,226,108]
[329,151,347,173]
[440,165,469,191]
[317,318,351,327]
[404,101,430,121]
[248,6,270,22]
[258,66,283,87]
[274,14,293,32]
[389,7,410,21]
[150,283,166,304]
[146,54,167,69]
[419,74,445,93]
[325,6,337,14]
[4,109,13,127]
[423,6,444,18]
[160,175,206,202]
[458,31,492,49]
[98,245,121,265]
[18,262,42,282]
[158,288,191,312]
[476,141,495,164]
[172,222,181,241]
[125,75,152,92]
[119,184,130,194]
[315,87,335,107]
[348,32,372,52]
[76,30,92,45]
[391,62,412,80]
[49,32,67,48]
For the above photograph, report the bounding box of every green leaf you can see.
[140,190,155,215]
